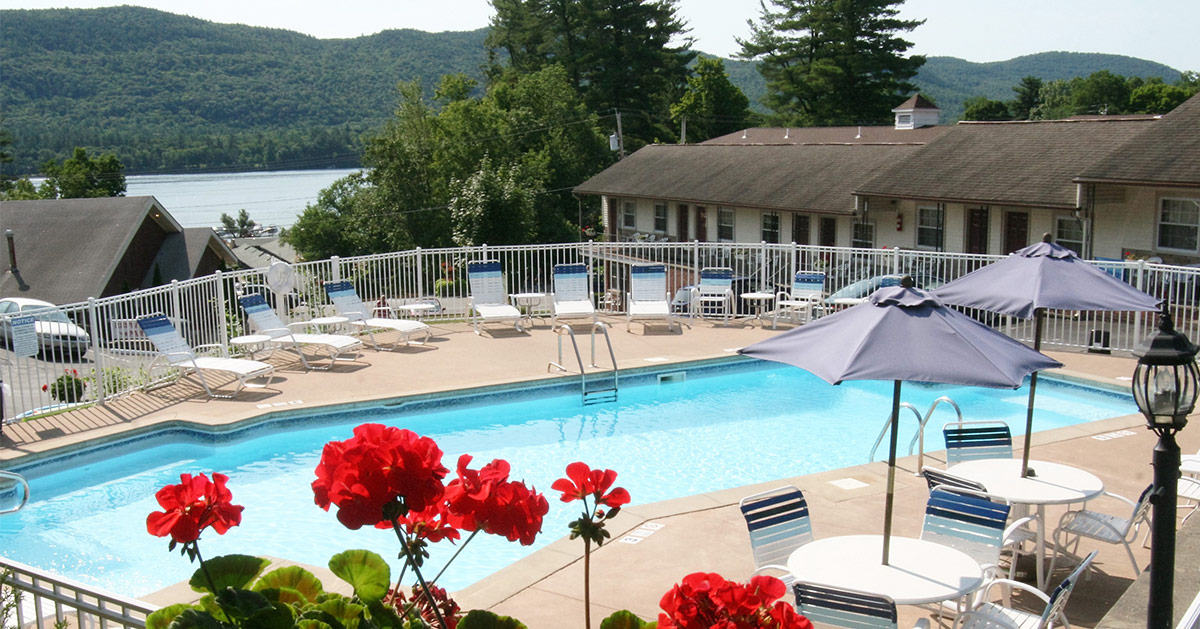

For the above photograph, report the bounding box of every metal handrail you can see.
[907,396,965,473]
[548,324,586,378]
[548,322,619,404]
[867,402,922,463]
[0,470,29,515]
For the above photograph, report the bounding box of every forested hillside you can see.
[0,6,1185,175]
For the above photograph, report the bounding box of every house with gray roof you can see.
[0,196,237,305]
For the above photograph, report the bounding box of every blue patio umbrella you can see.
[933,236,1161,477]
[738,278,1062,565]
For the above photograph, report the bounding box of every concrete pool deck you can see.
[2,314,1197,627]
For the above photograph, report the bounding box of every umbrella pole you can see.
[882,380,902,566]
[1022,309,1044,478]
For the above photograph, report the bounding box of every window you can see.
[916,205,944,251]
[1158,197,1200,252]
[792,215,810,245]
[622,200,636,230]
[717,207,735,242]
[1056,216,1085,255]
[653,203,668,233]
[852,222,875,248]
[761,212,780,243]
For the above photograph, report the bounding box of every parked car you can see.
[0,297,91,357]
[825,273,945,306]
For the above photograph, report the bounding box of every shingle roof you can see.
[574,143,928,214]
[854,117,1156,208]
[703,125,949,145]
[0,196,178,304]
[892,94,940,111]
[1074,93,1200,187]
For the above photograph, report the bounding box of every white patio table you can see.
[786,535,984,606]
[947,458,1104,590]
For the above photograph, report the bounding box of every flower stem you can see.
[429,529,480,586]
[583,538,591,629]
[391,518,449,629]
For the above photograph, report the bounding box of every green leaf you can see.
[599,610,650,629]
[254,566,326,603]
[365,598,405,628]
[328,550,390,602]
[163,608,227,629]
[296,620,336,629]
[317,596,366,629]
[145,604,196,629]
[215,587,272,620]
[189,554,270,593]
[457,609,527,629]
[244,602,296,629]
[258,586,309,606]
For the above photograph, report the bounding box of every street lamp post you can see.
[1132,304,1200,629]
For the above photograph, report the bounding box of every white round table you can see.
[739,291,776,327]
[229,334,273,359]
[947,458,1104,590]
[307,315,349,333]
[786,535,984,606]
[509,293,546,325]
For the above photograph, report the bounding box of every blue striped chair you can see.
[793,582,930,629]
[773,271,826,327]
[942,421,1013,464]
[739,486,812,585]
[955,551,1097,629]
[694,266,734,324]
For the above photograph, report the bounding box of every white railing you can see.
[1,557,156,628]
[2,241,1197,420]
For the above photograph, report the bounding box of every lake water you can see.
[124,168,360,229]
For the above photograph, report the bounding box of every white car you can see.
[0,297,91,357]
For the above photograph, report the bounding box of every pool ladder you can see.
[0,470,30,515]
[867,396,964,473]
[548,322,619,405]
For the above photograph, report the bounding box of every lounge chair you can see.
[466,260,525,335]
[794,582,930,629]
[943,421,1013,464]
[237,294,363,370]
[322,281,432,349]
[626,263,687,333]
[136,314,275,399]
[692,266,734,324]
[550,263,597,328]
[773,271,826,327]
[739,486,812,586]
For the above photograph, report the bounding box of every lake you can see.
[124,168,360,229]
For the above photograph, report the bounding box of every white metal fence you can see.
[2,241,1197,420]
[1,556,157,628]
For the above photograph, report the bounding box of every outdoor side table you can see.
[393,303,438,320]
[229,334,273,359]
[947,458,1104,590]
[740,291,776,328]
[307,315,350,334]
[509,293,547,326]
[786,535,984,606]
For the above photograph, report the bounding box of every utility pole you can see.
[680,116,687,144]
[614,110,626,159]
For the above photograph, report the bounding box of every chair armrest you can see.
[1003,514,1039,540]
[285,321,310,332]
[191,343,228,357]
[750,564,792,578]
[977,578,1052,605]
[776,290,790,301]
[1100,490,1138,508]
[910,619,930,629]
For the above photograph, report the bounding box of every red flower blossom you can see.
[444,455,548,546]
[146,472,244,543]
[395,501,461,544]
[551,461,630,508]
[657,573,811,629]
[312,424,449,530]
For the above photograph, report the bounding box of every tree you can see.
[0,124,14,193]
[286,171,391,261]
[738,0,925,126]
[1071,70,1131,115]
[449,156,540,246]
[1031,79,1074,120]
[1010,76,1043,120]
[1129,80,1192,114]
[39,147,126,198]
[961,97,1010,121]
[670,57,755,142]
[220,209,258,238]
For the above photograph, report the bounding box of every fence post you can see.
[1134,258,1148,347]
[87,297,105,404]
[891,247,901,275]
[215,270,229,349]
[415,247,424,298]
[760,241,768,290]
[692,240,701,285]
[331,256,341,282]
[789,242,797,291]
[169,280,182,340]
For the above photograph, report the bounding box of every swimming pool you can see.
[0,358,1136,598]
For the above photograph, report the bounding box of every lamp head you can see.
[1132,305,1200,432]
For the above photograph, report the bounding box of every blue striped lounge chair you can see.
[136,314,275,399]
[626,263,686,333]
[773,271,826,327]
[466,260,524,335]
[551,263,596,328]
[694,266,734,324]
[237,294,363,370]
[323,281,432,349]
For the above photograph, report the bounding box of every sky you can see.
[2,0,1197,71]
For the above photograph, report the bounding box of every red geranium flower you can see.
[312,424,449,530]
[146,472,244,544]
[658,573,811,629]
[395,501,461,544]
[444,455,548,546]
[551,461,630,508]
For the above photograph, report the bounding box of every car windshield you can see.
[20,305,72,323]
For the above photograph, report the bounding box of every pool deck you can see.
[3,313,1197,627]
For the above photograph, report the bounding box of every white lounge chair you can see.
[773,271,826,327]
[322,281,432,349]
[466,260,524,335]
[692,266,734,324]
[136,314,275,399]
[551,263,596,328]
[626,263,687,333]
[237,294,363,370]
[739,486,813,586]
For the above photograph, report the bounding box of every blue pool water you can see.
[0,360,1136,598]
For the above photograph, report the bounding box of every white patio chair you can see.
[922,468,1037,583]
[136,314,275,399]
[322,281,432,349]
[738,486,812,586]
[943,421,1013,464]
[550,263,596,328]
[626,263,687,333]
[954,551,1097,629]
[773,271,826,327]
[1050,485,1152,578]
[237,294,363,370]
[794,582,930,629]
[691,266,734,324]
[465,260,525,335]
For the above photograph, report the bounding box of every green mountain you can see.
[0,6,1185,175]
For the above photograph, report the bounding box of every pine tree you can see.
[738,0,924,126]
[670,57,755,142]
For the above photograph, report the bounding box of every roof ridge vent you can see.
[784,128,790,139]
[856,126,862,139]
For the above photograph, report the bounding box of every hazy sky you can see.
[3,0,1197,71]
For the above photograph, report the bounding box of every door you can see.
[966,207,989,254]
[677,204,689,242]
[696,206,708,242]
[792,215,811,245]
[1004,211,1029,254]
[819,217,837,247]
